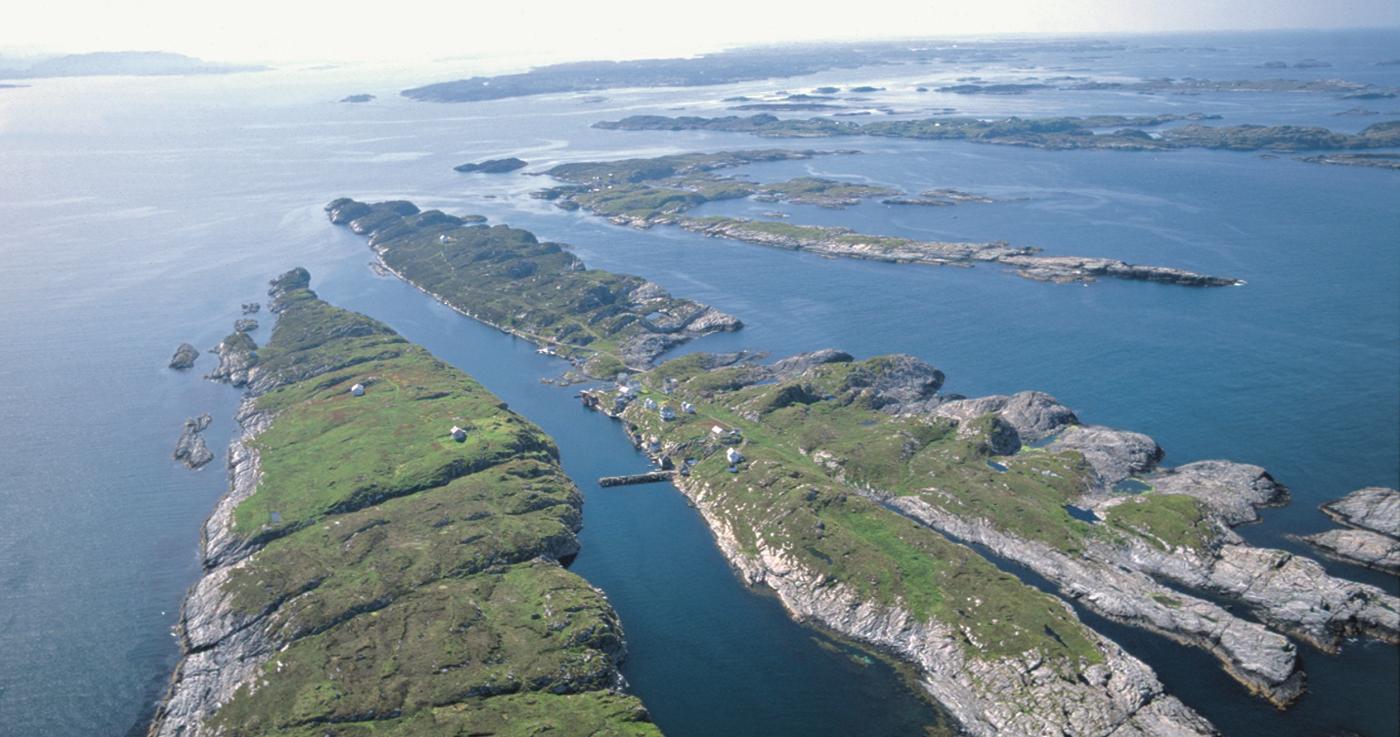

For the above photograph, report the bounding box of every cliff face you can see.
[150,270,660,737]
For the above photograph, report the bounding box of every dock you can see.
[598,471,674,487]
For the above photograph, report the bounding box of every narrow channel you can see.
[311,254,947,737]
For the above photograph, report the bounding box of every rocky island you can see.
[150,269,661,736]
[168,342,199,370]
[594,113,1400,153]
[1299,487,1400,573]
[1301,153,1400,170]
[172,413,213,470]
[534,150,1240,287]
[454,157,528,173]
[339,93,375,103]
[580,350,1399,735]
[325,198,740,376]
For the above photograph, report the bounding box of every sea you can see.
[0,28,1396,737]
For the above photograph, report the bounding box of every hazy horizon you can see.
[3,0,1398,67]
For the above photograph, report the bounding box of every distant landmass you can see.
[400,40,1127,102]
[0,51,264,80]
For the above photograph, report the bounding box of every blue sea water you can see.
[0,29,1397,737]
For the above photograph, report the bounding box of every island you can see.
[1297,487,1400,573]
[579,350,1400,733]
[168,342,199,370]
[533,149,1240,286]
[454,157,528,173]
[1301,153,1400,170]
[339,93,375,103]
[594,113,1400,153]
[324,198,740,377]
[172,413,213,470]
[149,269,661,736]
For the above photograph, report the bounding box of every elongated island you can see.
[150,269,660,736]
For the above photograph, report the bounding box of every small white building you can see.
[659,405,677,421]
[643,397,658,410]
[726,447,743,465]
[711,425,725,436]
[350,383,366,396]
[449,426,467,442]
[681,402,696,414]
[617,385,633,396]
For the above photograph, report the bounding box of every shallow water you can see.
[0,28,1397,737]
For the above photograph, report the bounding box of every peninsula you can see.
[535,150,1240,286]
[581,350,1400,734]
[325,198,740,377]
[150,269,661,736]
[595,114,1400,153]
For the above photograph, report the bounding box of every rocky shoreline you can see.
[580,350,1399,735]
[1298,487,1400,573]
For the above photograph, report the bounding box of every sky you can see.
[2,0,1397,64]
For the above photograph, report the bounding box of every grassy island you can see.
[152,270,660,737]
[325,198,740,376]
[596,113,1400,153]
[536,151,1240,287]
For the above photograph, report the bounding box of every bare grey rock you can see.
[769,349,854,379]
[1147,461,1289,525]
[1321,487,1400,538]
[205,333,258,387]
[840,354,945,412]
[168,343,199,370]
[936,391,1079,441]
[172,414,213,469]
[1051,425,1164,489]
[232,318,258,333]
[886,495,1303,706]
[1299,529,1400,574]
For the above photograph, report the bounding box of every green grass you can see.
[613,357,1107,665]
[196,276,660,735]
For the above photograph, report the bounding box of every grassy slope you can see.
[610,357,1217,668]
[329,202,735,376]
[204,275,659,736]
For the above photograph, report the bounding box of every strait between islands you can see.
[296,197,1397,736]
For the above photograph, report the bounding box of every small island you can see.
[453,157,528,173]
[338,93,375,103]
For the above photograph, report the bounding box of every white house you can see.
[350,383,366,396]
[643,398,658,410]
[711,425,725,436]
[449,426,467,442]
[681,402,695,414]
[726,447,743,465]
[659,405,677,421]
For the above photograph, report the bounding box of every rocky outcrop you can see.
[1050,425,1164,489]
[885,495,1304,706]
[205,331,257,387]
[172,413,214,470]
[168,343,199,370]
[935,391,1079,441]
[232,318,257,333]
[1299,529,1400,573]
[240,302,259,314]
[1146,461,1289,525]
[1320,487,1400,537]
